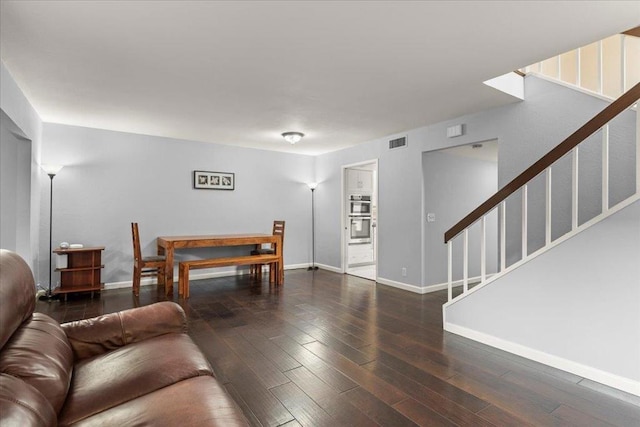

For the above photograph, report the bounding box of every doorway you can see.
[343,160,378,281]
[422,140,499,288]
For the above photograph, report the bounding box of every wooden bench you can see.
[178,254,280,298]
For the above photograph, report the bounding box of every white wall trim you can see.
[524,72,634,106]
[285,263,313,271]
[315,262,343,274]
[104,281,135,290]
[444,323,640,397]
[444,193,640,310]
[375,275,496,295]
[104,263,312,290]
[528,72,611,100]
[426,274,495,293]
[376,277,426,294]
[104,269,237,290]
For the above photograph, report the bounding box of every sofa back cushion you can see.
[0,313,74,414]
[0,250,36,349]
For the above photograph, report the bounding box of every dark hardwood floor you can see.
[36,269,640,426]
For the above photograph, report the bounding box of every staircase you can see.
[442,37,640,396]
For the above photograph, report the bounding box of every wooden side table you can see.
[53,246,105,300]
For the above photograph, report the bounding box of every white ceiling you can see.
[1,1,638,155]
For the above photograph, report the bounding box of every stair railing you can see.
[444,82,640,302]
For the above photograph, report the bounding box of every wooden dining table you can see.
[157,233,283,295]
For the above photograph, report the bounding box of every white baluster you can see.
[598,40,603,95]
[545,168,552,245]
[572,147,579,230]
[500,201,506,271]
[636,104,640,194]
[463,229,469,293]
[621,35,627,94]
[602,125,609,213]
[447,240,452,301]
[480,216,486,283]
[522,184,528,259]
[577,47,582,87]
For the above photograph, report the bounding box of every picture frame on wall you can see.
[193,170,235,190]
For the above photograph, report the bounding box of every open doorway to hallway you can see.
[422,140,499,289]
[343,160,378,281]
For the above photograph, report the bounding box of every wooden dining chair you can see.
[131,222,166,296]
[250,220,285,283]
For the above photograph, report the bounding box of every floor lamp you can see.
[41,164,64,300]
[307,182,318,271]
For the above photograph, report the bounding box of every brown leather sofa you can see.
[0,249,249,426]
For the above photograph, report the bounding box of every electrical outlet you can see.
[427,213,436,222]
[401,267,407,277]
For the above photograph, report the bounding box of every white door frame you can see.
[341,158,379,275]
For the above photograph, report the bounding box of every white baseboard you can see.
[374,275,494,295]
[285,263,313,271]
[314,263,342,273]
[104,270,238,290]
[425,275,495,293]
[104,263,308,290]
[445,322,640,397]
[376,277,426,294]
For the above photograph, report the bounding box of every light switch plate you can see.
[427,213,436,222]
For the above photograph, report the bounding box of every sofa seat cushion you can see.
[64,376,249,427]
[0,313,73,414]
[58,333,214,425]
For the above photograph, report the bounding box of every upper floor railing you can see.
[521,28,640,100]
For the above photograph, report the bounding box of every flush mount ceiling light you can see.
[282,131,304,144]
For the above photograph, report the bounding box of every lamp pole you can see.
[307,183,318,271]
[41,165,63,300]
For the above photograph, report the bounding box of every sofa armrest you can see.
[61,301,187,360]
[0,374,57,427]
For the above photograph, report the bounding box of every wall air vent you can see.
[389,136,407,150]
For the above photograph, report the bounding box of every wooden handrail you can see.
[445,82,640,243]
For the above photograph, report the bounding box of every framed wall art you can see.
[193,170,235,190]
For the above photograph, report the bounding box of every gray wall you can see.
[315,131,425,285]
[2,61,635,294]
[417,77,635,268]
[499,80,636,266]
[1,111,32,259]
[446,198,640,385]
[314,76,636,289]
[423,150,498,286]
[39,123,315,286]
[1,61,43,272]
